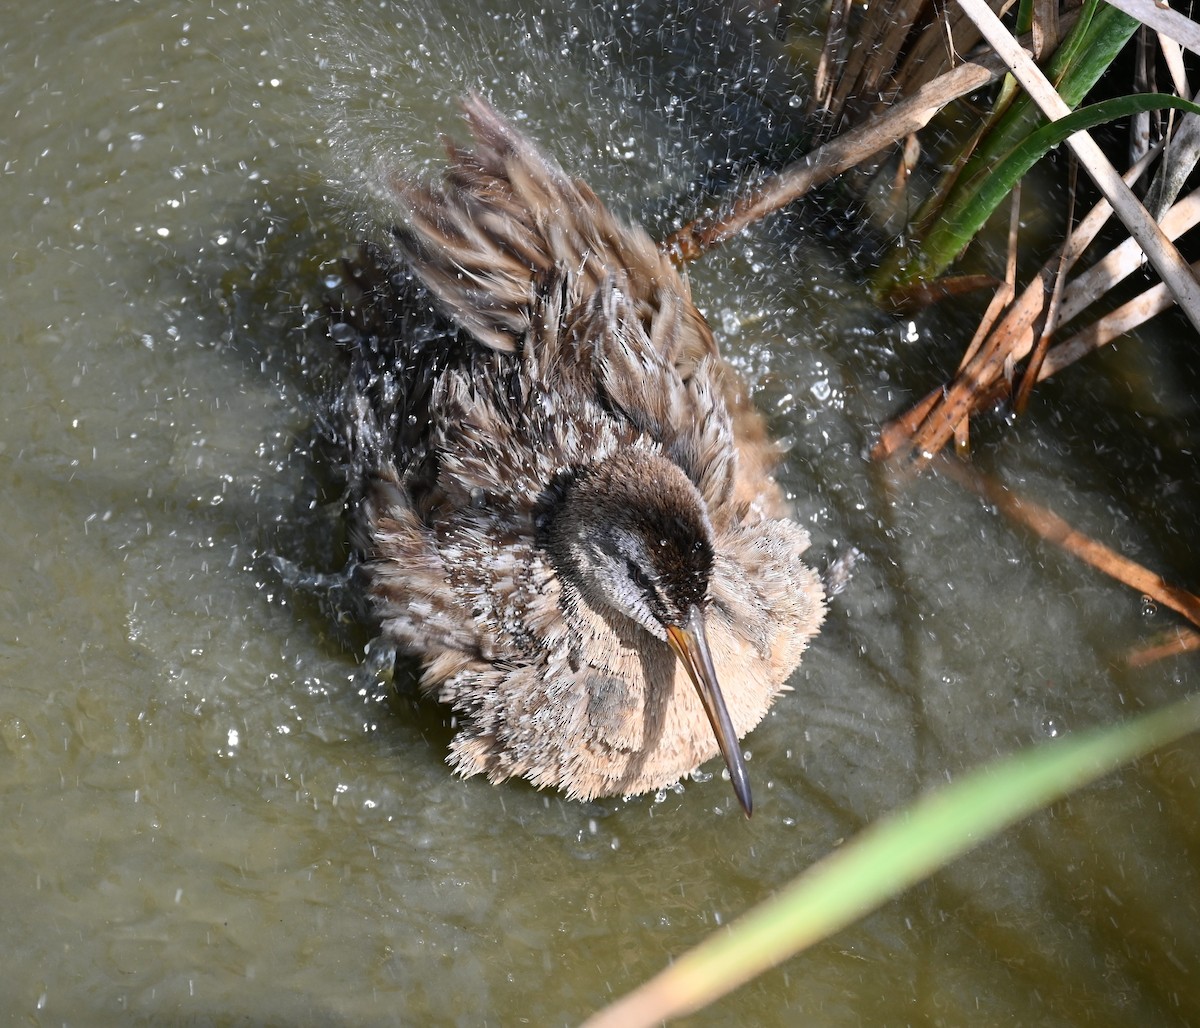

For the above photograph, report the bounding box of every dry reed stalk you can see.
[665,4,1091,264]
[664,52,1010,260]
[937,458,1200,629]
[1125,629,1200,668]
[1013,161,1076,415]
[874,164,1198,464]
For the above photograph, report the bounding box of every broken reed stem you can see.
[662,52,1013,261]
[937,457,1200,630]
[1125,629,1200,668]
[873,149,1168,466]
[953,186,1024,451]
[1039,256,1200,376]
[1013,158,1076,416]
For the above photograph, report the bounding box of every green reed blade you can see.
[875,1,1140,296]
[585,692,1200,1027]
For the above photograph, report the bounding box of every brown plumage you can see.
[329,95,824,814]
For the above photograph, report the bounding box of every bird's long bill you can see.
[666,605,753,817]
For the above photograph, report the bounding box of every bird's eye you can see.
[624,557,654,595]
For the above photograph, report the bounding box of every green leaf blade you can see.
[585,693,1200,1027]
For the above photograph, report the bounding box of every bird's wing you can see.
[384,94,716,373]
[385,95,787,517]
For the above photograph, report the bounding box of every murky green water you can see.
[3,1,1198,1024]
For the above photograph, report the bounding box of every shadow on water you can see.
[181,176,472,782]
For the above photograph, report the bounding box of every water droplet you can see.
[329,322,355,344]
[1040,715,1064,739]
[1140,595,1158,618]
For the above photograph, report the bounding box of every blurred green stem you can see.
[584,692,1200,1027]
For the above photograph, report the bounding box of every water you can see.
[2,1,1198,1024]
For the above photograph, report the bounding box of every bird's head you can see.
[547,448,753,815]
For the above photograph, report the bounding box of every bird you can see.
[327,94,825,815]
